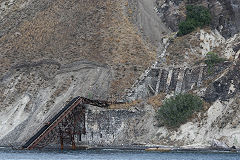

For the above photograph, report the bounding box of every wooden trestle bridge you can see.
[22,97,121,150]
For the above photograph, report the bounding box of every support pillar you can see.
[60,130,64,150]
[71,134,76,150]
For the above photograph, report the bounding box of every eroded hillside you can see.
[0,0,163,145]
[1,0,240,149]
[0,0,156,99]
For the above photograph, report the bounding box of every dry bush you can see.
[109,100,142,109]
[147,93,166,109]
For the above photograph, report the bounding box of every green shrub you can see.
[156,93,203,128]
[177,5,211,36]
[204,52,225,73]
[177,19,197,36]
[186,5,211,27]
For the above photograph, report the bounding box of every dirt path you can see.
[134,0,170,47]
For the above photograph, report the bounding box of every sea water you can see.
[0,148,239,160]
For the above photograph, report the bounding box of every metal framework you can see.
[22,97,122,150]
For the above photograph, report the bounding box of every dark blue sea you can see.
[0,148,239,160]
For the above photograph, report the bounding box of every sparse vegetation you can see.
[109,100,142,109]
[204,52,225,73]
[156,93,203,128]
[177,5,211,36]
[147,93,166,109]
[0,0,155,99]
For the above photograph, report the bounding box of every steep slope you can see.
[128,0,170,46]
[1,0,240,149]
[0,0,164,146]
[156,0,240,38]
[0,0,156,99]
[0,61,111,146]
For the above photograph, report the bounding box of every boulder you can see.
[210,139,229,149]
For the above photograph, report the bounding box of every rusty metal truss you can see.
[22,97,123,150]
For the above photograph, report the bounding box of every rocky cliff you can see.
[156,0,240,38]
[0,0,240,149]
